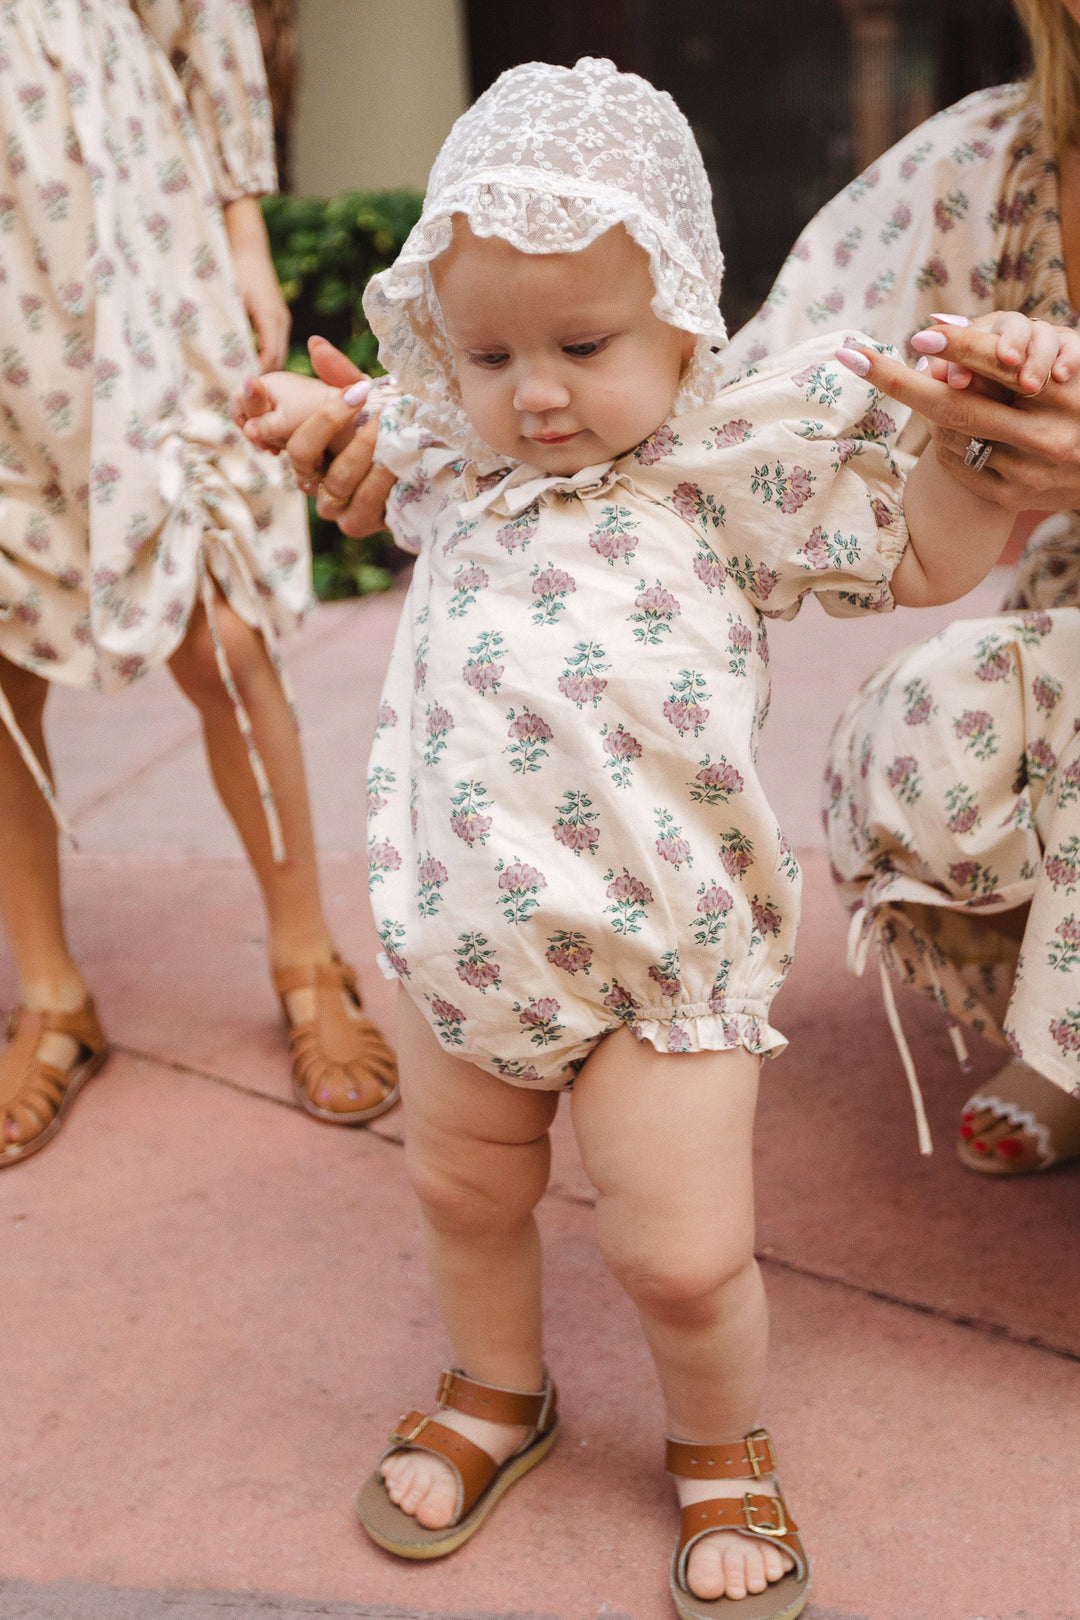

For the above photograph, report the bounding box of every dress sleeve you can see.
[133,0,278,202]
[641,335,914,620]
[374,393,464,556]
[721,85,1033,385]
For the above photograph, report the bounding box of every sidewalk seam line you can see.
[756,1249,1080,1365]
[113,1042,1078,1365]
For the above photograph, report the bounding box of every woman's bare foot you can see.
[675,1474,795,1602]
[379,1408,530,1528]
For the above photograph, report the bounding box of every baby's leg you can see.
[571,1029,790,1603]
[379,988,559,1528]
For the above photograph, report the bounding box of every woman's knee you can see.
[0,657,49,730]
[169,599,266,708]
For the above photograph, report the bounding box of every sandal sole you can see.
[356,1417,558,1559]
[0,1043,111,1169]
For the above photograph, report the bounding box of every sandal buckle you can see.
[742,1492,787,1537]
[744,1429,774,1477]
[436,1369,458,1406]
[389,1414,430,1445]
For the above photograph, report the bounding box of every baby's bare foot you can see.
[676,1475,794,1601]
[379,1409,530,1529]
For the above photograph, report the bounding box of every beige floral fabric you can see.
[366,338,910,1087]
[0,0,309,819]
[724,84,1080,1098]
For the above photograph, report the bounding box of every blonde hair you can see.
[1013,0,1080,150]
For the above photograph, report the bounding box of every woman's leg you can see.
[571,1030,790,1603]
[168,594,331,972]
[377,988,558,1528]
[0,655,94,1146]
[168,591,395,1115]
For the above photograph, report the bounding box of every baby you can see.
[237,58,1022,1620]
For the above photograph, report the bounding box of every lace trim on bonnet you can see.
[363,56,729,467]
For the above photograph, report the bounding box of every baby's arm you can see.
[890,446,1013,607]
[231,371,368,457]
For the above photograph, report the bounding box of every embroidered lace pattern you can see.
[363,57,729,463]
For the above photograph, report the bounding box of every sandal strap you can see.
[676,1490,807,1590]
[273,958,359,1002]
[666,1428,776,1480]
[377,1371,557,1528]
[436,1368,556,1428]
[381,1411,498,1523]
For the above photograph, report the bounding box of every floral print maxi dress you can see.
[364,337,910,1086]
[722,84,1080,1098]
[0,0,309,819]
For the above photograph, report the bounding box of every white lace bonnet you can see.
[363,56,728,461]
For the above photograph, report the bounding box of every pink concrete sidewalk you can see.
[1,576,1078,1620]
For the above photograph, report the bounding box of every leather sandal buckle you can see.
[390,1414,430,1445]
[744,1429,774,1477]
[436,1370,456,1406]
[742,1492,787,1536]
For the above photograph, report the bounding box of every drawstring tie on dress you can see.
[847,904,972,1157]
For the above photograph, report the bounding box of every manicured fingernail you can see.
[911,330,947,354]
[343,379,371,406]
[930,312,970,327]
[835,346,870,377]
[915,356,930,372]
[243,377,257,397]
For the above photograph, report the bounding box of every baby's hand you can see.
[230,371,356,454]
[911,311,1080,396]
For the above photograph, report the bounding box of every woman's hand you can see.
[284,337,397,536]
[223,195,291,372]
[836,322,1080,511]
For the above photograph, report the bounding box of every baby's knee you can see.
[601,1223,756,1326]
[407,1153,541,1240]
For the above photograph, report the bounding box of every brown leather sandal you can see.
[356,1368,558,1559]
[0,999,109,1168]
[273,955,398,1125]
[668,1430,810,1620]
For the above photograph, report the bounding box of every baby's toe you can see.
[413,1465,458,1529]
[685,1535,727,1600]
[763,1540,794,1582]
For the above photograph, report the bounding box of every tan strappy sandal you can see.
[356,1368,559,1558]
[668,1430,810,1620]
[0,999,109,1167]
[274,955,398,1124]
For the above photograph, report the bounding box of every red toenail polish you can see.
[973,1140,988,1152]
[959,1125,973,1139]
[997,1138,1023,1159]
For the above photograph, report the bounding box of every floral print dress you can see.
[722,85,1080,1098]
[364,337,910,1087]
[0,0,309,831]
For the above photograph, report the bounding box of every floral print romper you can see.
[0,0,308,823]
[723,85,1080,1097]
[365,338,911,1085]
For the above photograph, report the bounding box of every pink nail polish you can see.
[243,377,257,397]
[914,356,930,372]
[911,330,947,354]
[929,312,970,327]
[343,379,371,407]
[835,346,871,377]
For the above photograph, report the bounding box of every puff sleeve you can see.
[133,0,277,202]
[633,335,914,619]
[374,392,466,556]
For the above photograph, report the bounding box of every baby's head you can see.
[364,58,728,472]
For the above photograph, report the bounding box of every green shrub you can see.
[262,189,423,599]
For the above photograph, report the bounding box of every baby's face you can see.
[432,222,694,474]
